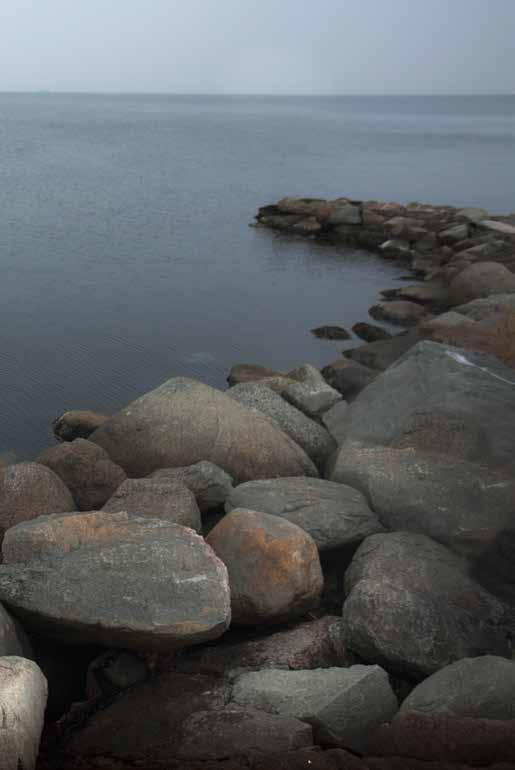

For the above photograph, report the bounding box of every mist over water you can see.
[1,93,514,458]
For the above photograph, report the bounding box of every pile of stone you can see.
[1,199,515,769]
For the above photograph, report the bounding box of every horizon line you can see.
[0,90,514,98]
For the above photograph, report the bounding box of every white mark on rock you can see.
[446,351,515,386]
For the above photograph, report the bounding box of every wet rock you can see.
[0,462,75,541]
[0,512,231,652]
[292,217,322,235]
[388,283,450,307]
[206,509,323,625]
[284,364,342,419]
[369,300,431,327]
[449,261,515,306]
[175,706,314,760]
[352,322,392,343]
[341,532,510,680]
[102,477,202,532]
[225,477,383,554]
[399,656,515,720]
[231,665,398,753]
[149,461,234,513]
[321,358,377,400]
[311,326,351,340]
[0,656,48,770]
[89,377,317,482]
[228,382,336,470]
[344,330,421,371]
[0,602,32,658]
[276,197,334,220]
[37,439,126,511]
[380,239,411,255]
[169,616,355,678]
[53,410,110,442]
[227,363,285,386]
[438,223,470,244]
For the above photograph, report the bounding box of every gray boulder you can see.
[0,603,32,658]
[329,445,515,561]
[0,462,75,540]
[344,330,421,371]
[37,438,126,511]
[321,401,349,444]
[206,509,323,625]
[225,478,383,554]
[341,532,510,680]
[90,377,317,482]
[399,656,515,720]
[331,341,515,469]
[449,261,515,306]
[284,365,342,419]
[102,477,201,532]
[175,707,314,760]
[231,665,398,753]
[454,292,515,321]
[149,460,233,512]
[227,382,336,470]
[327,203,362,226]
[0,656,48,770]
[0,511,230,651]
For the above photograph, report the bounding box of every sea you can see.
[1,94,514,458]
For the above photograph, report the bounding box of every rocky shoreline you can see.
[1,197,515,770]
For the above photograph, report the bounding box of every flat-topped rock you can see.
[89,377,317,482]
[102,477,202,531]
[149,461,233,512]
[284,364,342,419]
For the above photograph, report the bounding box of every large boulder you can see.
[89,377,317,482]
[399,656,515,720]
[0,511,230,651]
[449,261,515,306]
[454,292,515,321]
[37,438,126,511]
[344,330,421,371]
[231,665,398,753]
[0,462,75,540]
[341,532,510,680]
[225,478,383,554]
[284,365,342,419]
[149,461,233,513]
[169,616,355,678]
[329,445,515,561]
[331,341,515,469]
[227,382,336,469]
[0,656,48,770]
[206,509,323,625]
[53,410,109,442]
[102,477,202,532]
[0,603,32,658]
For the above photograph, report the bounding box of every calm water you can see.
[1,94,514,458]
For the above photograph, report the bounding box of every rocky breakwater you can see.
[0,202,515,769]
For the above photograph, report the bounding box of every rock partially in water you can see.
[369,300,431,326]
[311,326,351,340]
[352,322,392,343]
[53,410,110,442]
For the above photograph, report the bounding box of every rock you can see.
[53,410,110,442]
[328,445,515,561]
[332,341,515,469]
[292,217,322,235]
[449,262,515,306]
[86,649,149,699]
[480,219,515,236]
[327,204,361,226]
[169,616,355,678]
[321,400,349,444]
[455,292,515,321]
[311,326,351,340]
[352,322,392,343]
[457,207,489,222]
[231,665,398,753]
[369,300,431,327]
[0,462,75,541]
[227,383,336,470]
[259,213,305,230]
[341,532,510,680]
[175,706,314,760]
[63,671,228,761]
[399,656,515,720]
[321,358,377,400]
[276,197,333,220]
[0,512,231,651]
[284,365,342,419]
[390,283,450,307]
[102,477,202,532]
[149,461,233,513]
[438,223,470,244]
[253,748,368,770]
[227,363,285,386]
[206,509,323,625]
[0,656,48,770]
[344,330,421,371]
[89,377,317,482]
[225,478,383,554]
[420,311,471,332]
[0,603,32,658]
[37,439,126,511]
[390,710,515,765]
[380,239,411,255]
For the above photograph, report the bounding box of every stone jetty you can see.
[1,197,515,769]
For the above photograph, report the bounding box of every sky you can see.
[1,0,514,94]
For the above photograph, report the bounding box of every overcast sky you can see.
[1,0,514,94]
